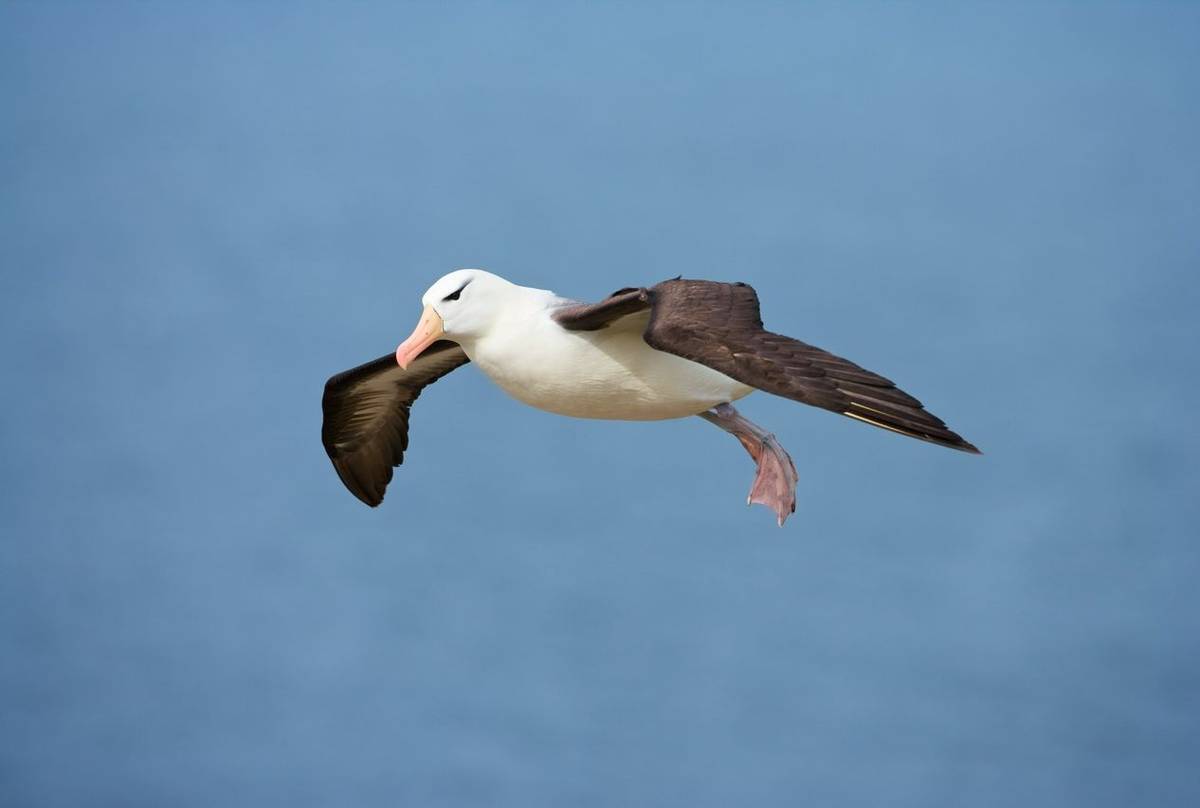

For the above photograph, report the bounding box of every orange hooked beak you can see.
[395,305,445,369]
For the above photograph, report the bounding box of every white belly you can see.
[465,318,753,421]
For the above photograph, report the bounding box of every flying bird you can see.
[321,270,978,525]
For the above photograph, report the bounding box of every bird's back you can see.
[465,303,752,421]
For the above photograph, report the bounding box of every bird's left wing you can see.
[321,341,470,507]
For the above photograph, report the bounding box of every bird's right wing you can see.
[549,286,653,331]
[642,279,980,453]
[321,341,470,506]
[554,278,978,452]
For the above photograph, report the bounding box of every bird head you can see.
[395,269,515,368]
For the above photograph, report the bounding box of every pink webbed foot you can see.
[699,403,799,527]
[738,433,799,527]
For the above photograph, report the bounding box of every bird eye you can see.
[442,282,470,302]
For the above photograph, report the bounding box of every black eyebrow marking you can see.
[443,280,471,302]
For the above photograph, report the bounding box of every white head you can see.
[395,269,518,367]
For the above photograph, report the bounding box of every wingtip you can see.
[346,489,383,508]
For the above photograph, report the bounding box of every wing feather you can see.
[321,341,470,506]
[550,287,652,331]
[555,277,978,452]
[642,279,980,453]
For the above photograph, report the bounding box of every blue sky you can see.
[2,3,1198,806]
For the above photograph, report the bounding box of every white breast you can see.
[463,307,753,421]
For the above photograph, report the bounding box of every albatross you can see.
[321,270,978,525]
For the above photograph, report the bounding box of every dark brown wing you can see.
[321,341,470,506]
[554,279,979,453]
[550,286,652,330]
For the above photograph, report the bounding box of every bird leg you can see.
[698,403,798,526]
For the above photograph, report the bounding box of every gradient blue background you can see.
[3,3,1198,806]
